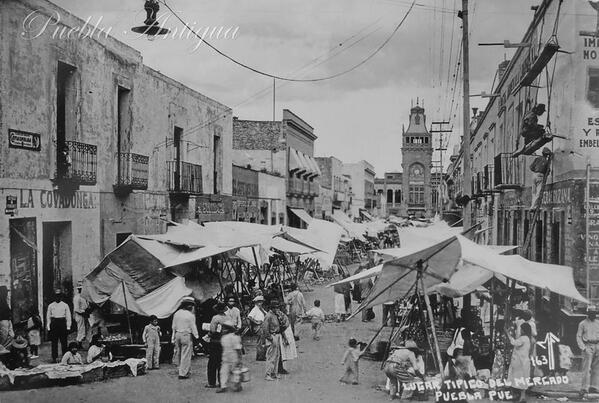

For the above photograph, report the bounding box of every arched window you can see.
[394,189,401,204]
[386,189,393,203]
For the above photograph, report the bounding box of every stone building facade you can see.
[342,161,376,219]
[445,0,599,340]
[0,0,232,322]
[232,110,320,228]
[401,105,434,218]
[315,156,352,220]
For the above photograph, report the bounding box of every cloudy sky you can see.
[52,0,543,175]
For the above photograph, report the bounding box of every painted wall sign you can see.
[8,129,41,151]
[13,189,97,209]
[195,195,231,222]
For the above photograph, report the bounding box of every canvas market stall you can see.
[350,234,588,379]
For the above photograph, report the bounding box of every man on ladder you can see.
[530,147,553,208]
[512,104,555,158]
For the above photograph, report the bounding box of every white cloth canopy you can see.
[329,264,383,287]
[359,235,588,310]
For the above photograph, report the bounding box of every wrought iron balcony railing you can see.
[494,153,523,190]
[167,161,202,195]
[56,140,97,186]
[483,164,495,192]
[115,152,149,191]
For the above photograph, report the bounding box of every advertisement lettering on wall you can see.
[2,189,98,210]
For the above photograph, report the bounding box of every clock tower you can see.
[400,103,433,218]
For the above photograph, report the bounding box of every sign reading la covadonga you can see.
[8,129,41,151]
[17,189,97,209]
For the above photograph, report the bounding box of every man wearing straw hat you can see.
[577,305,599,398]
[73,280,89,347]
[171,296,198,379]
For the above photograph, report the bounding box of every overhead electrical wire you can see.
[158,0,416,83]
[150,13,390,150]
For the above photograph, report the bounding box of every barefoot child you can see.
[340,338,362,385]
[142,315,162,369]
[26,307,42,358]
[305,300,325,340]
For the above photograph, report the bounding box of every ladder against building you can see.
[521,153,553,255]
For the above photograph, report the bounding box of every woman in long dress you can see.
[506,322,532,403]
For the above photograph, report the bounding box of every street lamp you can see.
[131,0,170,38]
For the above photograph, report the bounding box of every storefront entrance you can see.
[42,222,72,308]
[9,218,38,323]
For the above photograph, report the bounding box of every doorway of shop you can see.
[9,218,38,324]
[42,222,72,312]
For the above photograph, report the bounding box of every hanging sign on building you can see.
[8,129,41,151]
[5,196,17,215]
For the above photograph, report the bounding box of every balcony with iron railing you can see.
[114,152,149,194]
[167,161,202,195]
[55,140,97,188]
[483,164,495,193]
[494,153,523,190]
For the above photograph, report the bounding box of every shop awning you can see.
[289,207,313,225]
[296,151,313,177]
[304,155,320,178]
[289,148,306,174]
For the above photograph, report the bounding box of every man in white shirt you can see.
[171,297,199,379]
[46,290,72,363]
[224,296,242,331]
[73,281,89,347]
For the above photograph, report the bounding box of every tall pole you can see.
[587,159,591,301]
[461,0,472,228]
[273,78,276,122]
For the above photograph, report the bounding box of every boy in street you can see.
[305,299,325,340]
[217,320,243,393]
[340,338,362,385]
[143,315,162,370]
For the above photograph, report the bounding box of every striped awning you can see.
[289,148,306,174]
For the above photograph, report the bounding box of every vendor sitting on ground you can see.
[383,340,425,400]
[7,335,29,369]
[61,342,84,365]
[87,334,112,363]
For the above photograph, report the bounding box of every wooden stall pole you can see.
[121,280,134,344]
[251,246,265,293]
[489,277,495,350]
[420,273,444,379]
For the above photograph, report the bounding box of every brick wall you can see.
[233,118,283,150]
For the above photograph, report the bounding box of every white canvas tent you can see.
[83,235,237,318]
[358,235,588,311]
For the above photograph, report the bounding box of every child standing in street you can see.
[26,307,42,358]
[142,315,162,370]
[218,320,243,393]
[305,300,325,341]
[340,338,362,385]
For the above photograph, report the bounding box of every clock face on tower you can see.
[409,163,425,180]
